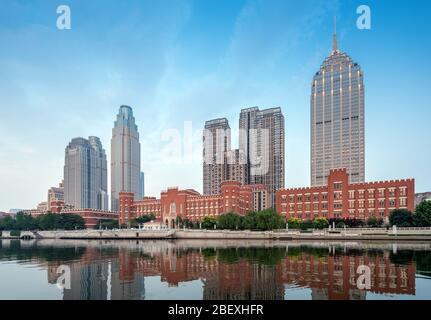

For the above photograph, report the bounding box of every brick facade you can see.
[276,168,414,222]
[119,181,269,227]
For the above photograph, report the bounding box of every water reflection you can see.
[1,239,430,300]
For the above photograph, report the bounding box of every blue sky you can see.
[0,0,430,211]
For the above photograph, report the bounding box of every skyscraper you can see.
[310,24,365,186]
[64,137,108,209]
[203,118,231,195]
[239,107,285,206]
[111,105,141,211]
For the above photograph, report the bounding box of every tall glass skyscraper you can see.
[64,137,108,209]
[111,105,141,211]
[310,27,365,186]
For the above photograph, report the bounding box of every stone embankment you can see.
[1,227,431,241]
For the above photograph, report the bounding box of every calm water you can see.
[1,239,431,300]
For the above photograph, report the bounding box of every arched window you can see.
[170,202,176,214]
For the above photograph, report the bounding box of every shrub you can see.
[287,218,301,229]
[313,217,329,229]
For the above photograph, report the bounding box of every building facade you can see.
[111,105,141,211]
[203,118,231,195]
[276,168,414,222]
[310,29,365,186]
[64,137,108,210]
[140,172,145,199]
[47,181,64,211]
[119,181,270,227]
[239,107,285,206]
[226,149,247,186]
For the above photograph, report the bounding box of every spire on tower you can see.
[333,15,338,53]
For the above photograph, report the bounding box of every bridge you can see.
[0,231,43,239]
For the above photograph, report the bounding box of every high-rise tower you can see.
[64,137,108,209]
[310,23,365,186]
[239,107,285,206]
[203,118,231,195]
[111,105,141,211]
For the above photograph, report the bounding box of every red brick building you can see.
[276,168,414,222]
[24,203,118,229]
[119,181,269,227]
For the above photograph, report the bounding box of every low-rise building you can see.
[415,192,431,206]
[60,209,118,229]
[119,181,270,228]
[0,212,10,218]
[276,168,414,222]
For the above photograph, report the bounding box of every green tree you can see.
[15,212,36,230]
[201,216,217,229]
[313,217,329,230]
[414,201,431,227]
[287,218,301,229]
[100,219,119,230]
[0,216,16,230]
[366,216,384,228]
[58,213,85,230]
[389,209,413,227]
[183,218,193,229]
[35,213,58,230]
[243,211,257,230]
[217,212,242,230]
[300,220,314,230]
[254,209,283,230]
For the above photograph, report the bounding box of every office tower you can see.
[89,136,108,210]
[203,118,231,195]
[310,25,365,186]
[239,107,285,206]
[140,172,145,199]
[111,105,141,211]
[64,137,108,209]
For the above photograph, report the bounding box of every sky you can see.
[0,0,430,211]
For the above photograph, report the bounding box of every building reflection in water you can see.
[29,241,421,300]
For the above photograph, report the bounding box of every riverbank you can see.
[2,228,431,241]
